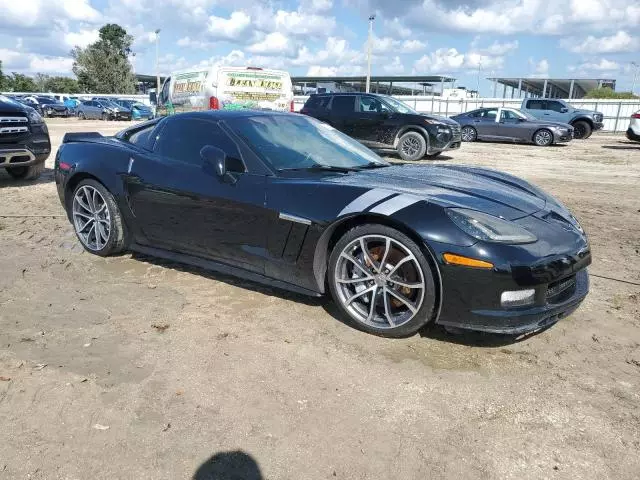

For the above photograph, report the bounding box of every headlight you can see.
[26,108,44,124]
[447,208,537,244]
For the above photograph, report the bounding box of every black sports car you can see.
[54,111,590,338]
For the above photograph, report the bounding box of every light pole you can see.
[366,15,375,93]
[155,29,161,103]
[631,62,639,96]
[476,60,482,98]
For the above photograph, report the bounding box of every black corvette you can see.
[54,111,591,337]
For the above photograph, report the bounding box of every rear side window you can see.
[304,95,330,110]
[527,100,545,110]
[330,96,356,114]
[154,118,242,168]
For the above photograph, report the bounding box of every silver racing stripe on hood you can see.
[369,194,423,216]
[338,188,396,216]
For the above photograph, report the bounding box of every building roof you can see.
[291,75,456,84]
[487,77,617,99]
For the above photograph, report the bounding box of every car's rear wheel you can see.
[572,120,592,140]
[328,224,437,338]
[397,131,427,161]
[533,128,553,146]
[70,179,126,256]
[6,162,45,181]
[461,126,477,142]
[78,111,86,120]
[101,112,108,121]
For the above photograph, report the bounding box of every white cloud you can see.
[1,47,75,74]
[383,56,404,74]
[413,43,508,74]
[300,0,333,12]
[569,58,621,73]
[272,10,336,37]
[29,56,74,73]
[0,0,101,28]
[561,31,640,54]
[307,65,338,76]
[401,40,427,54]
[528,58,550,78]
[384,17,412,39]
[64,29,99,49]
[246,32,295,56]
[206,11,252,40]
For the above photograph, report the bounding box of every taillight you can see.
[290,101,295,112]
[632,113,640,119]
[209,96,219,110]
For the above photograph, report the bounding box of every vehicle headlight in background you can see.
[26,108,44,124]
[446,208,537,244]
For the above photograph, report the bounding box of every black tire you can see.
[328,224,437,338]
[397,131,427,161]
[572,120,592,140]
[533,128,553,147]
[461,126,477,142]
[78,111,86,120]
[424,152,442,159]
[70,179,127,257]
[101,112,108,121]
[6,162,45,181]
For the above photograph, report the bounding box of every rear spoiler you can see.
[62,132,104,144]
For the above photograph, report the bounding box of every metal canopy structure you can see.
[487,77,617,99]
[291,75,456,96]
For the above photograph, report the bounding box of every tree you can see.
[34,73,50,92]
[44,76,81,93]
[7,73,38,92]
[584,87,638,99]
[72,23,136,94]
[0,61,8,91]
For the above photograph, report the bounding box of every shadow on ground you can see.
[193,451,262,480]
[601,145,640,151]
[0,167,55,188]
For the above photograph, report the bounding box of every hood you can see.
[573,108,600,116]
[532,120,574,129]
[325,164,548,220]
[421,113,460,126]
[0,95,29,113]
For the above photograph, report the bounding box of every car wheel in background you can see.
[101,112,108,121]
[461,126,477,142]
[6,162,45,181]
[397,131,427,161]
[70,179,127,257]
[533,129,553,147]
[78,111,86,120]
[572,120,592,140]
[328,224,437,338]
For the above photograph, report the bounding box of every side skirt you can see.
[129,243,323,298]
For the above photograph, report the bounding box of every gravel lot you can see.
[1,118,639,479]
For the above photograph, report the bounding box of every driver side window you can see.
[500,110,519,121]
[547,101,565,113]
[359,96,388,113]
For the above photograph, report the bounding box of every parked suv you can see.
[300,93,462,160]
[520,99,603,139]
[0,95,51,181]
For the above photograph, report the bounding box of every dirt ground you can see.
[1,118,639,480]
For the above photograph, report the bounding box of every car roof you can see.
[311,92,384,97]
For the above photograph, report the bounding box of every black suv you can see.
[0,95,51,181]
[300,93,461,160]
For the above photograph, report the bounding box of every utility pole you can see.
[476,60,482,98]
[155,29,161,103]
[366,15,375,93]
[632,62,640,96]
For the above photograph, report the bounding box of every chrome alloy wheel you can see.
[401,136,422,157]
[334,235,426,329]
[461,126,476,142]
[535,130,552,146]
[72,185,111,251]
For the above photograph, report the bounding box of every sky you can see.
[1,0,639,95]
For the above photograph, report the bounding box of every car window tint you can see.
[547,101,564,113]
[501,110,520,120]
[305,96,330,110]
[154,118,242,167]
[126,124,156,150]
[330,96,356,114]
[527,100,545,110]
[480,109,498,119]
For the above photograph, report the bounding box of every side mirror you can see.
[200,145,237,184]
[561,107,569,113]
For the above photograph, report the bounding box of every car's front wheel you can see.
[533,128,553,146]
[461,126,477,142]
[328,224,437,338]
[70,179,127,256]
[397,131,427,161]
[6,162,45,181]
[572,120,592,139]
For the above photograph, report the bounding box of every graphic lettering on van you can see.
[172,71,208,105]
[225,72,283,91]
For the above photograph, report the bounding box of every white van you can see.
[157,66,294,114]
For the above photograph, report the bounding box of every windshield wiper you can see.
[356,162,390,170]
[278,164,356,173]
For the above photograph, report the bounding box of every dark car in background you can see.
[54,111,590,338]
[36,96,70,117]
[114,99,153,120]
[301,93,461,161]
[451,107,574,146]
[0,94,51,180]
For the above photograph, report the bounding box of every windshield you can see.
[227,115,389,171]
[380,96,418,114]
[133,102,149,109]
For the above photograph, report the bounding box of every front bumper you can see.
[43,107,69,117]
[553,131,574,143]
[593,121,604,131]
[429,133,462,155]
[0,124,51,167]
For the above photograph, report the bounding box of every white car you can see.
[627,110,640,142]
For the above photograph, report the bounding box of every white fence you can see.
[293,95,640,133]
